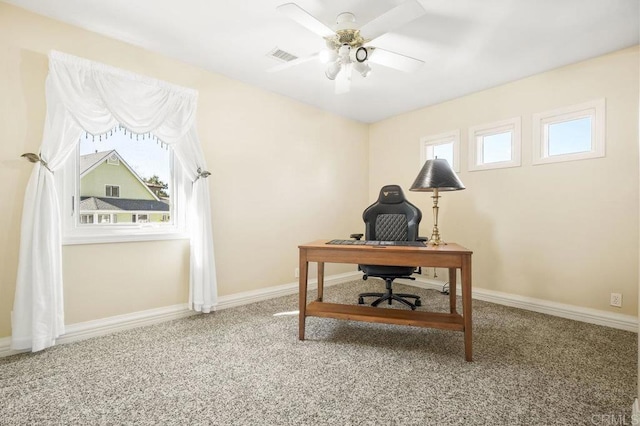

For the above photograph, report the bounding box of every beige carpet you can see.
[0,279,636,425]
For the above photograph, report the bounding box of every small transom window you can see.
[468,117,521,171]
[533,99,605,165]
[420,130,460,172]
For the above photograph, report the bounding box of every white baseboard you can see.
[214,271,362,311]
[0,271,361,358]
[0,304,195,358]
[2,271,636,357]
[403,276,638,332]
[217,272,638,332]
[60,304,196,344]
[0,338,20,358]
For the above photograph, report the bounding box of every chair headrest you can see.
[377,185,406,204]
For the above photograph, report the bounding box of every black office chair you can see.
[351,184,424,310]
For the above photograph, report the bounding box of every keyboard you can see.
[327,239,426,247]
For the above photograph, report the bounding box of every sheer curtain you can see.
[12,51,217,352]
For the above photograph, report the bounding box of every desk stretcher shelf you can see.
[306,301,464,331]
[298,239,473,361]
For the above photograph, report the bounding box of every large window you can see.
[532,99,605,165]
[468,117,521,171]
[420,130,460,172]
[61,125,186,244]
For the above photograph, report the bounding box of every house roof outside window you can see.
[79,150,169,214]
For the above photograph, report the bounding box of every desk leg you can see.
[299,250,309,341]
[461,254,473,361]
[448,268,457,314]
[317,262,325,302]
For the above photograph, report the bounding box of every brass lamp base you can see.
[428,230,447,246]
[429,189,447,246]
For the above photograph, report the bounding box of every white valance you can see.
[12,51,218,352]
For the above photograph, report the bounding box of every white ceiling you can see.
[5,0,639,123]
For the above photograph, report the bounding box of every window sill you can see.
[532,150,604,166]
[468,160,521,172]
[63,230,189,245]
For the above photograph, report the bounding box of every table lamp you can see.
[410,158,465,245]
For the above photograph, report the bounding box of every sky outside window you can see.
[431,142,454,168]
[547,117,592,156]
[481,132,511,163]
[79,127,171,195]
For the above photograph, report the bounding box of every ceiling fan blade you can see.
[359,0,427,41]
[335,63,352,94]
[267,52,320,72]
[277,3,335,38]
[367,47,424,72]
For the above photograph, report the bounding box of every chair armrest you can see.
[350,233,364,240]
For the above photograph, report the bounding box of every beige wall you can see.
[369,46,639,316]
[0,4,369,337]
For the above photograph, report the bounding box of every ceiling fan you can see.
[269,1,427,94]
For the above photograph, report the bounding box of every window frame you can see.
[468,117,521,172]
[105,184,120,198]
[132,213,150,223]
[419,130,460,173]
[58,143,188,245]
[532,99,606,165]
[79,214,94,224]
[97,213,113,224]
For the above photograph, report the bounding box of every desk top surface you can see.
[300,239,472,254]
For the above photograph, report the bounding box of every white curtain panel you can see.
[12,51,217,352]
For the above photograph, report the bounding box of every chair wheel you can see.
[358,297,365,304]
[415,299,422,307]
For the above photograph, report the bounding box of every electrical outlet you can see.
[610,293,622,307]
[294,267,299,278]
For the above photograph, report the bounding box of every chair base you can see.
[358,277,421,311]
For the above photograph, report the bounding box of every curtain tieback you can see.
[21,153,53,173]
[194,167,211,183]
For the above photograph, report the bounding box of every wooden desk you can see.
[298,240,473,361]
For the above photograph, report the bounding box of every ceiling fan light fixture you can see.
[336,12,356,26]
[338,44,351,58]
[325,61,341,80]
[353,46,368,63]
[353,61,372,78]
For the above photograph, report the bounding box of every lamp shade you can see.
[410,158,465,192]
